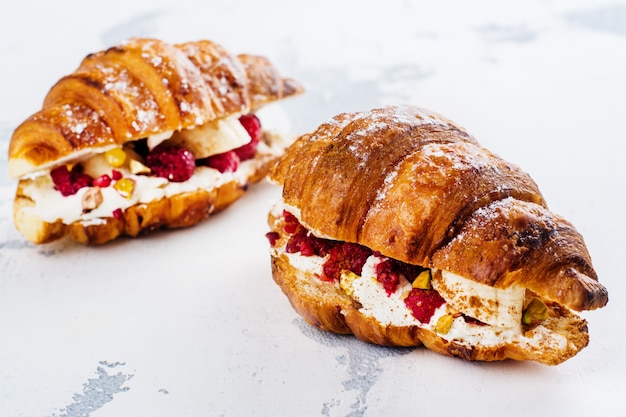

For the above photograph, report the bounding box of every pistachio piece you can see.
[412,270,432,289]
[114,178,136,199]
[435,314,454,334]
[340,270,359,297]
[522,298,548,325]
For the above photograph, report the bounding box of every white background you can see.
[1,1,625,416]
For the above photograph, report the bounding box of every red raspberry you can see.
[234,114,262,161]
[265,231,280,247]
[404,288,446,324]
[204,150,240,173]
[111,170,123,181]
[374,258,427,295]
[310,237,336,257]
[50,165,93,196]
[285,227,307,253]
[146,145,196,182]
[375,259,401,296]
[283,210,301,234]
[285,228,313,255]
[285,228,336,257]
[322,243,373,281]
[93,174,112,187]
[112,208,123,220]
[282,211,337,258]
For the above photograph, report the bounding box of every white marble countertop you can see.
[1,1,625,416]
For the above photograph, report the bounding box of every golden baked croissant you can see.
[8,37,303,244]
[266,105,608,365]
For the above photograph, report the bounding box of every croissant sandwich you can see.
[266,105,608,365]
[8,37,303,245]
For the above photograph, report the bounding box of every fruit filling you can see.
[268,209,547,333]
[50,165,93,196]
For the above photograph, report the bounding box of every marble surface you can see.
[1,0,625,416]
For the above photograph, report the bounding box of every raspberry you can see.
[112,208,123,220]
[234,114,262,160]
[111,169,123,181]
[404,288,446,324]
[374,258,428,295]
[285,228,308,253]
[282,211,337,257]
[283,210,301,234]
[204,150,240,173]
[265,231,280,247]
[285,229,335,257]
[93,174,112,188]
[285,228,323,256]
[322,243,373,281]
[310,237,336,257]
[146,145,196,182]
[375,259,401,296]
[50,165,93,196]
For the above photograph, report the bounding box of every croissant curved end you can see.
[560,268,609,311]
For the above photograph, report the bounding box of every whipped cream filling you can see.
[348,255,419,326]
[272,234,567,351]
[22,162,259,224]
[20,107,289,225]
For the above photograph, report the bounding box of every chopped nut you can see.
[114,178,136,199]
[435,314,454,334]
[81,187,103,212]
[340,270,359,297]
[522,298,548,325]
[129,159,151,175]
[412,270,432,289]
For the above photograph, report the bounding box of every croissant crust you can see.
[269,105,608,312]
[8,38,303,178]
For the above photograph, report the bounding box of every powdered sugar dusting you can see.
[135,109,157,127]
[352,121,387,136]
[374,167,399,202]
[473,197,515,221]
[383,105,463,131]
[419,141,489,173]
[151,55,163,67]
[71,122,87,135]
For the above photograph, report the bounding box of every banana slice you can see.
[166,114,251,158]
[432,270,525,330]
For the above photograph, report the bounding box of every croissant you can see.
[8,37,303,244]
[266,105,608,365]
